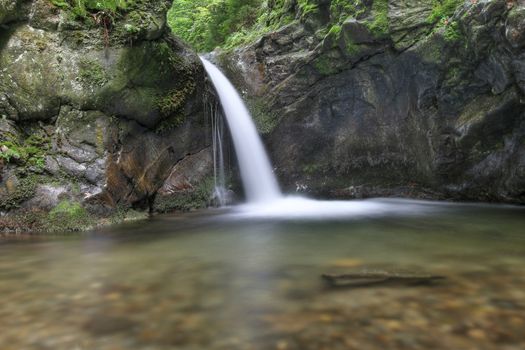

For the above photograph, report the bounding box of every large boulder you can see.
[0,0,214,231]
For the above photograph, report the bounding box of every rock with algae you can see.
[0,0,214,232]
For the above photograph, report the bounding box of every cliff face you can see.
[220,0,525,203]
[0,0,214,231]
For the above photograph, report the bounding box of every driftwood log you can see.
[321,272,446,288]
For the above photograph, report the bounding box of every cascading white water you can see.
[201,57,423,219]
[207,95,228,206]
[201,57,281,203]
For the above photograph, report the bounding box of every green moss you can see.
[155,79,196,126]
[49,0,134,20]
[47,200,94,232]
[298,0,318,18]
[328,24,342,36]
[313,55,338,75]
[330,0,366,22]
[303,163,322,175]
[78,58,108,87]
[248,98,279,134]
[427,0,463,23]
[0,133,50,170]
[154,177,214,213]
[444,20,461,42]
[153,41,184,69]
[0,175,39,210]
[108,206,148,225]
[365,0,389,37]
[155,112,186,133]
[221,18,291,51]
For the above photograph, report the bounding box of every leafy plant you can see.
[49,0,133,18]
[444,20,461,42]
[427,0,463,23]
[0,134,49,169]
[167,0,294,52]
[365,0,389,37]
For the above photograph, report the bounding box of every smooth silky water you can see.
[1,201,525,350]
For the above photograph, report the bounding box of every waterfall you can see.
[200,57,405,219]
[201,57,281,203]
[206,95,228,206]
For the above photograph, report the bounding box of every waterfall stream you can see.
[201,57,281,203]
[201,57,417,219]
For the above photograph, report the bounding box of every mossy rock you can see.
[153,177,214,213]
[0,22,199,128]
[46,199,95,231]
[0,0,29,25]
[0,174,39,210]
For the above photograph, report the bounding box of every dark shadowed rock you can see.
[220,0,525,204]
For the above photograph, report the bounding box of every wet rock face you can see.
[0,0,30,25]
[221,0,525,203]
[0,0,213,230]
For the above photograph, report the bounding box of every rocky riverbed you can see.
[1,201,524,349]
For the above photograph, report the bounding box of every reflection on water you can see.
[1,199,524,350]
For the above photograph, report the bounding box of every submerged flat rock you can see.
[322,272,446,288]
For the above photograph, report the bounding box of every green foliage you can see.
[47,200,94,231]
[166,0,390,51]
[365,0,389,37]
[168,0,295,52]
[0,134,50,169]
[427,0,463,23]
[426,0,463,42]
[49,0,132,19]
[0,175,38,210]
[248,98,279,134]
[155,79,196,131]
[330,0,366,23]
[297,0,318,17]
[314,55,338,75]
[345,38,359,55]
[167,0,247,51]
[328,24,342,36]
[444,20,461,42]
[0,143,21,162]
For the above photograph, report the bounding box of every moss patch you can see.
[365,0,389,37]
[330,0,366,22]
[0,175,39,211]
[154,177,213,213]
[427,0,463,23]
[248,98,280,135]
[78,58,108,87]
[46,200,95,232]
[156,80,196,118]
[0,133,50,170]
[444,20,461,42]
[313,55,339,75]
[49,0,133,20]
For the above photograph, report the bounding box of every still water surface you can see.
[1,199,524,349]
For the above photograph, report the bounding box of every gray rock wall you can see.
[220,0,525,203]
